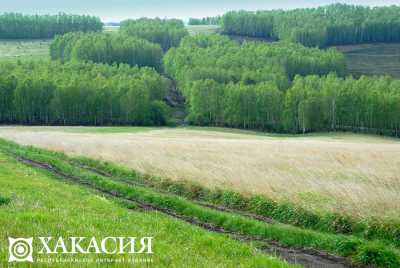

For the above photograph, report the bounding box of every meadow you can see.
[1,131,400,268]
[0,39,51,60]
[0,126,399,221]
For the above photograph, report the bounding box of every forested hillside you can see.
[50,32,163,70]
[165,35,400,136]
[120,18,188,50]
[0,13,102,39]
[222,4,400,47]
[0,61,169,125]
[0,8,399,136]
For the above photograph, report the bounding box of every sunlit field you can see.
[1,126,399,220]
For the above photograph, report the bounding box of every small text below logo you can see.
[8,236,153,263]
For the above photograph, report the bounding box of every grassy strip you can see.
[69,154,400,248]
[0,151,293,268]
[0,139,399,267]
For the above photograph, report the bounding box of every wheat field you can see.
[0,126,399,220]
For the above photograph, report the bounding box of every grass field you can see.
[1,126,399,222]
[186,25,221,35]
[336,43,400,78]
[0,39,51,60]
[2,137,400,267]
[103,25,120,33]
[0,150,292,267]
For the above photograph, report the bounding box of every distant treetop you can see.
[188,16,222,26]
[222,4,400,47]
[120,18,188,50]
[0,13,103,39]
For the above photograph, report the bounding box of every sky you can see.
[2,0,399,22]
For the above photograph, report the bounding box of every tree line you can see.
[50,32,163,71]
[222,4,400,47]
[0,61,170,126]
[188,16,222,25]
[283,74,400,135]
[120,18,188,51]
[0,13,103,39]
[164,35,400,136]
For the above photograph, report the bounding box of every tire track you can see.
[16,155,362,268]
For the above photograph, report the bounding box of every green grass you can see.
[0,150,292,267]
[1,138,400,267]
[0,195,10,206]
[0,39,51,60]
[336,43,400,78]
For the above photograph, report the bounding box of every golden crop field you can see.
[1,126,399,220]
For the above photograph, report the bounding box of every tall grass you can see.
[0,138,399,268]
[71,155,400,248]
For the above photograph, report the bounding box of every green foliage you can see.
[0,60,169,126]
[0,196,10,206]
[120,18,188,51]
[283,74,400,135]
[0,13,102,39]
[188,16,222,26]
[50,32,163,70]
[222,4,400,47]
[164,34,342,131]
[164,34,400,136]
[355,243,400,268]
[223,10,275,38]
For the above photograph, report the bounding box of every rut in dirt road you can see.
[15,155,363,268]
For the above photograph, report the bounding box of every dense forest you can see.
[0,61,169,126]
[0,13,103,39]
[283,74,400,134]
[164,35,345,92]
[165,35,400,136]
[120,18,188,50]
[222,4,400,47]
[50,32,163,70]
